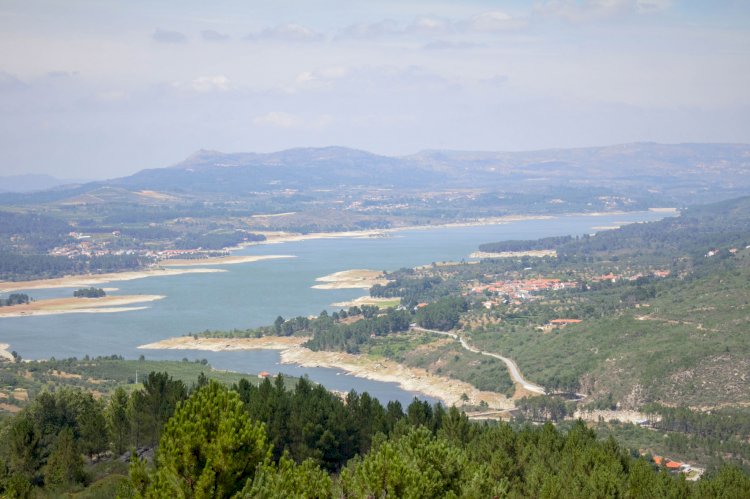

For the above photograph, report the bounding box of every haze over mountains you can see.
[0,174,90,193]
[3,142,748,208]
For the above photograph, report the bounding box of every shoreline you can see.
[0,208,674,292]
[0,343,13,362]
[469,249,557,259]
[0,268,225,293]
[312,269,387,290]
[0,295,165,318]
[139,336,513,409]
[330,296,401,309]
[246,208,677,248]
[161,254,295,267]
[248,214,556,247]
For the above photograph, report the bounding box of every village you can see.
[47,231,228,262]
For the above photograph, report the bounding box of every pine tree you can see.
[106,387,131,455]
[140,381,270,498]
[43,428,85,488]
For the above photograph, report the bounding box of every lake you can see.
[0,211,672,405]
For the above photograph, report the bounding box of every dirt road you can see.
[411,327,546,395]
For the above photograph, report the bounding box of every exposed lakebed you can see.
[0,211,672,406]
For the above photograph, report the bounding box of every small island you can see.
[73,287,106,298]
[0,293,31,307]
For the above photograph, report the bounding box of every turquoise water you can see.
[0,212,671,405]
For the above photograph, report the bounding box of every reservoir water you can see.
[0,212,672,405]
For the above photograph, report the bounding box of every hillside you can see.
[467,196,750,408]
[3,142,749,205]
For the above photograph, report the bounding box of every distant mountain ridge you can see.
[2,142,749,205]
[0,174,90,193]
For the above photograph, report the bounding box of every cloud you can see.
[463,11,528,32]
[337,19,401,39]
[253,111,332,129]
[337,12,526,41]
[190,76,230,92]
[534,0,671,22]
[636,0,672,13]
[152,28,188,43]
[283,65,455,97]
[289,66,349,92]
[201,29,230,42]
[172,76,230,93]
[248,23,324,42]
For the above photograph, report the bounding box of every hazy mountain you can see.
[0,174,89,193]
[2,143,749,205]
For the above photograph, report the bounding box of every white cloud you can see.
[464,11,528,32]
[290,67,349,91]
[337,19,401,39]
[534,0,671,22]
[250,23,324,42]
[172,76,230,93]
[191,76,230,92]
[406,16,452,35]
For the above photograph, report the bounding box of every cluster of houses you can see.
[591,269,670,283]
[49,232,218,261]
[472,278,579,306]
[705,246,749,258]
[652,456,703,480]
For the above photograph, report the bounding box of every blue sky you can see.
[0,0,749,178]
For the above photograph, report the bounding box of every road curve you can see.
[411,326,546,395]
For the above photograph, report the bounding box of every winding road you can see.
[411,326,547,395]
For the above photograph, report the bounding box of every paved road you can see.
[411,326,546,395]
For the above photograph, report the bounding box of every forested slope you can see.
[2,376,749,497]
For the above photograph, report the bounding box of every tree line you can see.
[73,287,106,298]
[0,293,30,307]
[4,375,749,497]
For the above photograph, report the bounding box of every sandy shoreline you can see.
[161,254,295,267]
[139,335,307,351]
[0,268,225,293]
[0,343,14,362]
[139,336,513,409]
[331,296,401,309]
[469,249,557,259]
[0,209,674,293]
[312,269,387,290]
[0,295,165,318]
[249,209,676,248]
[250,214,557,246]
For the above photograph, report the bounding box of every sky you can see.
[0,0,749,179]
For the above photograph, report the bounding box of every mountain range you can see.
[2,142,749,206]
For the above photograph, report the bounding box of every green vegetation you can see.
[73,288,106,298]
[3,379,749,497]
[173,230,265,250]
[363,332,515,396]
[0,355,297,414]
[0,293,30,307]
[0,252,151,282]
